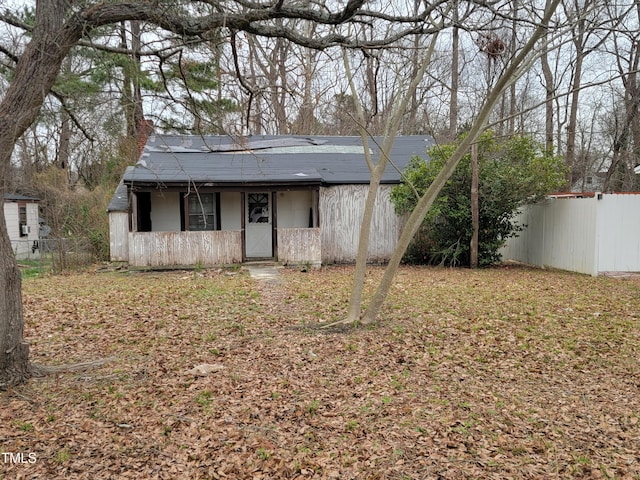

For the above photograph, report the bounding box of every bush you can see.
[391,131,567,267]
[31,167,112,265]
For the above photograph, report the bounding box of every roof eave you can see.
[123,180,324,190]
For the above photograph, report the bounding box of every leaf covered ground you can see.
[1,265,639,479]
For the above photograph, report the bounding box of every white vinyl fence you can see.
[500,193,640,276]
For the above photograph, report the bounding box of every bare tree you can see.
[449,3,460,141]
[563,0,591,189]
[540,0,556,153]
[358,0,563,325]
[561,0,619,189]
[323,0,565,327]
[602,2,640,191]
[467,13,510,268]
[507,0,519,135]
[340,31,441,325]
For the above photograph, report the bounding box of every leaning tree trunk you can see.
[360,0,561,324]
[0,0,77,387]
[340,34,439,326]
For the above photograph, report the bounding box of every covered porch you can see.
[109,186,321,268]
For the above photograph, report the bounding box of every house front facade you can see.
[3,193,40,260]
[108,134,432,268]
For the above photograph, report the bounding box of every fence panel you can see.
[14,237,94,273]
[501,194,640,275]
[596,194,640,273]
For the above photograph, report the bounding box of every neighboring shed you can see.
[500,193,640,276]
[108,134,432,268]
[3,193,40,260]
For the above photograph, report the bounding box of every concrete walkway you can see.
[244,264,281,284]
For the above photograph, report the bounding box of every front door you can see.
[245,192,273,258]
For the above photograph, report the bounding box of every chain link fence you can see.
[13,237,95,275]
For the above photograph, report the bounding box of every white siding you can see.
[277,191,313,228]
[150,191,181,231]
[501,194,640,275]
[5,201,40,259]
[319,184,400,264]
[220,192,241,230]
[4,202,19,239]
[595,194,640,272]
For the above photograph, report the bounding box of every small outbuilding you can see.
[108,134,432,268]
[3,193,41,260]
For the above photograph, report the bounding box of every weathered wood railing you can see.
[277,227,321,266]
[128,231,242,267]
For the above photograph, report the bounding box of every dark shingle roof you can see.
[107,181,129,212]
[108,134,433,212]
[3,193,39,202]
[123,134,433,187]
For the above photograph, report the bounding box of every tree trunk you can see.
[470,142,479,268]
[0,0,76,387]
[541,0,555,153]
[120,20,145,154]
[449,19,459,141]
[293,41,317,134]
[130,21,144,131]
[604,14,640,192]
[342,49,382,323]
[565,49,583,190]
[345,162,384,322]
[564,0,592,190]
[0,202,29,389]
[272,36,291,134]
[57,57,73,175]
[58,111,72,172]
[341,34,440,326]
[508,0,518,136]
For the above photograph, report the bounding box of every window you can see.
[248,193,269,223]
[188,194,216,230]
[18,205,27,237]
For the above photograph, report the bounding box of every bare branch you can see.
[67,1,449,51]
[0,10,33,33]
[49,90,96,143]
[231,31,257,131]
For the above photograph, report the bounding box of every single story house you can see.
[108,134,432,268]
[3,193,40,260]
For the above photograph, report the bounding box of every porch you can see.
[124,227,321,268]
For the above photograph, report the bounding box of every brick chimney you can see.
[136,119,154,159]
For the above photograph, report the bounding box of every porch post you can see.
[240,192,246,262]
[272,191,278,261]
[130,192,138,232]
